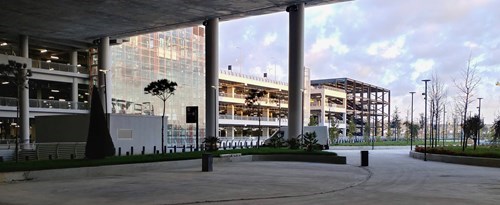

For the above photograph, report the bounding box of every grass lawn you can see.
[0,147,336,173]
[415,145,500,159]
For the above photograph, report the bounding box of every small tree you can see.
[0,60,31,162]
[348,116,356,141]
[245,88,267,148]
[491,116,500,147]
[144,79,177,153]
[363,123,370,143]
[308,115,318,126]
[462,115,484,150]
[329,118,339,144]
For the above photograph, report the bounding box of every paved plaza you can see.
[1,148,500,205]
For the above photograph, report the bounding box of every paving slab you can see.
[0,161,367,205]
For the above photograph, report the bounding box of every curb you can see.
[409,151,500,168]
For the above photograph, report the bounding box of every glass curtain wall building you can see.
[110,26,206,146]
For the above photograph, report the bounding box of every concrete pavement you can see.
[1,148,500,205]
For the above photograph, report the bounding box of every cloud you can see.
[262,32,277,46]
[218,0,500,123]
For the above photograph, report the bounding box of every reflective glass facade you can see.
[110,27,206,145]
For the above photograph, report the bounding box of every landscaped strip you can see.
[414,146,500,159]
[0,148,337,173]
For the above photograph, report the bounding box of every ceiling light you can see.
[77,64,82,67]
[49,96,54,99]
[84,101,88,103]
[58,99,65,102]
[84,92,89,95]
[51,89,59,93]
[46,60,51,63]
[0,42,7,46]
[49,68,54,70]
[40,49,47,53]
[2,81,9,85]
[50,56,59,60]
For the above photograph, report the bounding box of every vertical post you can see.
[410,92,415,150]
[19,35,30,150]
[422,79,430,161]
[71,51,79,109]
[204,18,219,140]
[287,3,305,140]
[477,97,482,146]
[98,37,111,114]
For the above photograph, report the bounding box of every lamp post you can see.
[477,97,482,146]
[278,90,282,138]
[301,88,305,145]
[211,85,218,139]
[410,91,415,151]
[422,79,430,161]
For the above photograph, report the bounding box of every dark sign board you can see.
[186,106,198,123]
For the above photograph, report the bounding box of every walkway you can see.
[1,148,499,205]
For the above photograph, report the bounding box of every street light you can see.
[422,79,430,161]
[301,88,305,145]
[211,85,218,139]
[410,91,415,151]
[477,97,482,145]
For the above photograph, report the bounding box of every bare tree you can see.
[429,73,447,147]
[453,54,481,151]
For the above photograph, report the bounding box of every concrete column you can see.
[231,87,235,98]
[320,93,326,124]
[228,105,235,119]
[98,37,112,114]
[229,126,235,138]
[19,35,30,149]
[204,18,219,138]
[71,51,78,109]
[287,3,304,140]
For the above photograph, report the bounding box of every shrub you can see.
[303,131,319,152]
[286,138,301,150]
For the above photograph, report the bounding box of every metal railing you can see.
[220,114,288,122]
[220,70,287,86]
[0,97,89,110]
[32,60,89,74]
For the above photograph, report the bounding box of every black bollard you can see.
[169,149,173,153]
[153,146,157,154]
[142,146,145,155]
[156,150,160,154]
[70,154,75,160]
[174,145,177,153]
[126,152,129,156]
[118,147,122,156]
[48,155,52,160]
[182,145,186,153]
[164,146,167,154]
[0,156,3,162]
[361,151,369,166]
[202,153,213,172]
[130,146,134,155]
[25,156,29,161]
[190,145,193,152]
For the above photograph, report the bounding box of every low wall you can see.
[252,154,346,164]
[410,151,500,168]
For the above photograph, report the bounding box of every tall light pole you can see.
[422,79,430,161]
[278,90,282,138]
[410,91,415,151]
[301,88,305,144]
[477,97,482,146]
[211,85,218,139]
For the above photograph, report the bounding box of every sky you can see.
[218,0,500,124]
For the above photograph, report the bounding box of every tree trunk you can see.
[162,100,166,153]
